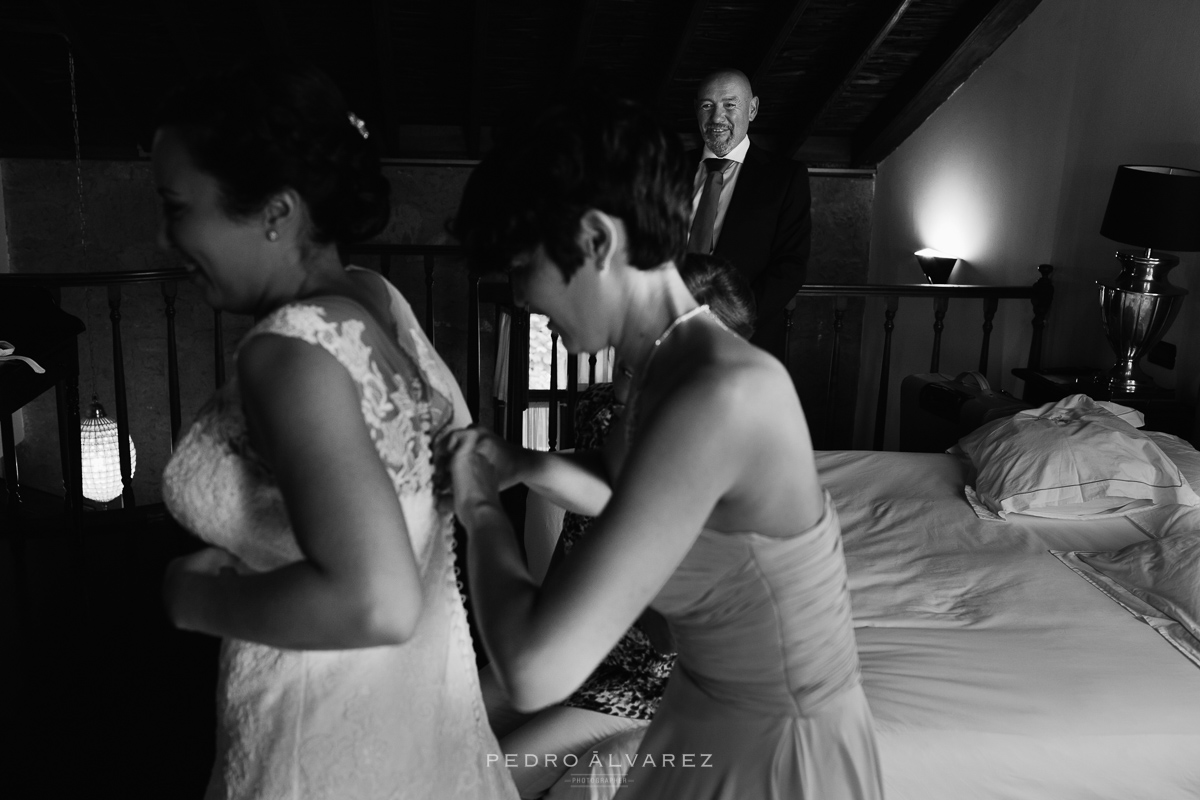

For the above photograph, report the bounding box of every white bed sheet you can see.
[818,450,1200,800]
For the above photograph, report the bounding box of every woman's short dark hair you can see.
[452,90,691,279]
[679,253,757,339]
[154,61,390,247]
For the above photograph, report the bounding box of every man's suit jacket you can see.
[688,141,811,356]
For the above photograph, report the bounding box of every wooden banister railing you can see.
[785,264,1054,449]
[0,244,492,531]
[492,264,1054,454]
[4,269,204,515]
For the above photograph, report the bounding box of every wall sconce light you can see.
[914,248,960,284]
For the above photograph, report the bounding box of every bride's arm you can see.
[450,367,762,712]
[163,335,422,650]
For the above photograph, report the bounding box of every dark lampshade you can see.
[1100,165,1200,252]
[914,248,959,284]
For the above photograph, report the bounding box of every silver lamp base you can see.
[1097,249,1186,393]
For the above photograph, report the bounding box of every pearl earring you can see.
[267,230,279,242]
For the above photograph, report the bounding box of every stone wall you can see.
[3,159,871,502]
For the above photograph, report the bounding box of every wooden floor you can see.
[4,490,216,798]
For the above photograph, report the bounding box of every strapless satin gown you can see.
[611,491,883,799]
[162,272,517,800]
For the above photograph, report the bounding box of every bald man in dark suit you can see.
[686,68,811,360]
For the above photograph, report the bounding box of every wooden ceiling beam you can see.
[853,0,1044,165]
[652,0,710,110]
[369,0,401,154]
[40,0,143,149]
[783,0,913,159]
[795,135,855,168]
[464,0,494,158]
[746,0,814,90]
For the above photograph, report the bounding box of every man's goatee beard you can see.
[704,130,732,156]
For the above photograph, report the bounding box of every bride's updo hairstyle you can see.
[453,87,691,279]
[679,253,757,339]
[154,61,390,247]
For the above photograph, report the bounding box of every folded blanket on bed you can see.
[1054,529,1200,669]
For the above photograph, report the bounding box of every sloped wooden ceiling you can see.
[0,0,1042,167]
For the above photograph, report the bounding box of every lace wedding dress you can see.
[162,270,517,800]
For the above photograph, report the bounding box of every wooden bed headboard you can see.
[789,264,1054,449]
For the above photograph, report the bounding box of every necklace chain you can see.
[619,304,710,380]
[622,304,710,433]
[638,302,710,388]
[653,303,709,349]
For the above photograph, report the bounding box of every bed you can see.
[822,445,1200,799]
[523,402,1200,799]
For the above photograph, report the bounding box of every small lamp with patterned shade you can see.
[80,397,136,504]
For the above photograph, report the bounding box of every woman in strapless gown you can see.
[443,91,883,799]
[154,62,515,800]
[484,254,780,800]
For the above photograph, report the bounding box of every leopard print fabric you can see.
[558,382,677,720]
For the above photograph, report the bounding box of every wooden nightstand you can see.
[1012,367,1195,439]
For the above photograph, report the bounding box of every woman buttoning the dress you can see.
[443,91,884,800]
[155,62,517,800]
[481,253,758,799]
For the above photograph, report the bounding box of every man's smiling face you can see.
[695,71,758,158]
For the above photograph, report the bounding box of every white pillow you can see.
[1127,501,1200,539]
[1095,400,1145,429]
[1053,530,1200,668]
[1144,430,1200,493]
[955,394,1200,518]
[1124,432,1200,538]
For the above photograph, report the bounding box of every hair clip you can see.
[347,112,369,140]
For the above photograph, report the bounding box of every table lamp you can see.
[1098,164,1200,392]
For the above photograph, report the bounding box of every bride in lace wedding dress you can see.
[153,62,516,800]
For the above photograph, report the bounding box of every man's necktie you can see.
[687,158,730,254]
